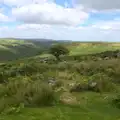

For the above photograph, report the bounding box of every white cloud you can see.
[17,24,51,30]
[11,3,88,26]
[74,0,120,10]
[0,23,120,41]
[0,13,12,22]
[92,20,120,30]
[0,0,120,41]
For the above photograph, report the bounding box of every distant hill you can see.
[0,39,60,61]
[1,38,120,62]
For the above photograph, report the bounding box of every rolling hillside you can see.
[0,39,59,61]
[1,39,120,62]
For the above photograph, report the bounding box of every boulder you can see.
[48,79,56,86]
[68,83,76,88]
[88,81,98,91]
[117,52,120,58]
[60,92,77,105]
[89,82,97,88]
[104,57,109,60]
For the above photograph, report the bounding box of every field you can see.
[0,39,120,120]
[68,42,120,55]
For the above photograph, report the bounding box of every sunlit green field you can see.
[1,92,120,120]
[68,43,120,55]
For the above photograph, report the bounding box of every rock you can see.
[89,82,97,88]
[48,79,56,86]
[68,83,76,87]
[104,57,109,60]
[60,92,77,105]
[117,52,120,58]
[88,81,101,92]
[88,80,98,90]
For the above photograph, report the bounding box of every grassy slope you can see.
[68,42,120,55]
[0,39,57,61]
[36,42,120,61]
[0,39,39,61]
[38,42,120,58]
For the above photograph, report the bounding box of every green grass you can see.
[1,92,120,120]
[39,54,53,58]
[68,43,120,55]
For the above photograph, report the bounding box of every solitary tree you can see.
[49,44,69,60]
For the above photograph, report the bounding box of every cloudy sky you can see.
[0,0,120,41]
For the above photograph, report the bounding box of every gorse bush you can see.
[70,73,117,93]
[112,95,120,108]
[0,78,57,113]
[1,58,120,82]
[88,73,116,92]
[0,62,57,82]
[57,59,120,82]
[30,83,56,106]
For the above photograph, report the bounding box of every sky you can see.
[0,0,120,41]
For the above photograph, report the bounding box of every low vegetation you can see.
[0,40,120,119]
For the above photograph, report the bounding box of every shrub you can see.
[31,83,56,106]
[53,80,63,88]
[49,44,69,61]
[70,73,117,93]
[112,95,120,108]
[88,73,116,92]
[0,72,6,83]
[57,61,75,71]
[0,79,57,114]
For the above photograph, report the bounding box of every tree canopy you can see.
[49,44,69,60]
